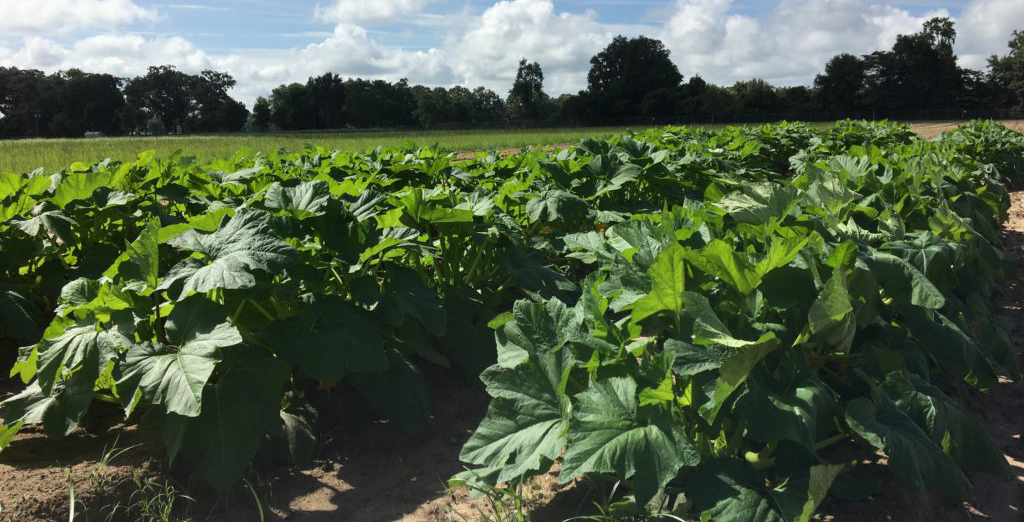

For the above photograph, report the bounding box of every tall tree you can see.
[587,36,683,119]
[989,30,1024,109]
[507,59,548,122]
[269,83,315,130]
[252,97,272,130]
[731,79,780,114]
[0,67,52,137]
[469,87,507,125]
[862,17,965,114]
[123,66,247,133]
[190,70,248,132]
[306,73,347,129]
[54,70,125,135]
[124,65,194,132]
[815,53,866,113]
[413,86,458,126]
[344,78,416,128]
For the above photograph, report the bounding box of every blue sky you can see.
[133,1,973,51]
[0,0,1018,105]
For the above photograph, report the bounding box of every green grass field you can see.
[0,126,666,174]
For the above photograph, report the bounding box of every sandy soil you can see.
[1,123,1022,522]
[911,120,1024,140]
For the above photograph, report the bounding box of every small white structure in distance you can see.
[84,131,105,138]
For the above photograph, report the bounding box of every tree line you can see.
[0,65,248,138]
[1,17,1022,138]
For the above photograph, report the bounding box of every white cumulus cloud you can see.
[451,0,651,94]
[315,0,432,24]
[0,0,157,35]
[660,0,949,86]
[956,0,1024,68]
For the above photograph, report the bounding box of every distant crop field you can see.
[5,120,1001,175]
[0,126,658,174]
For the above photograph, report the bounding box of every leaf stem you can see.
[248,300,276,323]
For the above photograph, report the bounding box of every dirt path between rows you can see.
[912,120,1024,139]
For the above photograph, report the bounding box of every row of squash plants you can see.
[0,120,1022,520]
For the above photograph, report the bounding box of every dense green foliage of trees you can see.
[555,17,1023,124]
[0,66,249,138]
[989,30,1024,109]
[1,17,1022,138]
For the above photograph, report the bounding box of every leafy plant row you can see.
[0,121,1019,521]
[453,121,1023,519]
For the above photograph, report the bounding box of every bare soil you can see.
[910,120,1024,140]
[1,124,1023,521]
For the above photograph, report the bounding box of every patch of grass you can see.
[102,470,193,522]
[0,126,661,174]
[448,481,535,522]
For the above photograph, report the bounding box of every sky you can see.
[0,0,1021,106]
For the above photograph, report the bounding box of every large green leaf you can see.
[165,296,243,351]
[807,272,856,352]
[738,353,832,450]
[963,293,1019,376]
[864,249,945,309]
[384,265,447,337]
[525,189,589,223]
[845,392,970,499]
[563,231,618,264]
[497,248,577,298]
[35,324,131,394]
[606,220,671,267]
[104,218,161,288]
[461,350,573,483]
[118,342,220,418]
[164,209,298,298]
[117,297,239,417]
[686,239,760,296]
[264,181,332,219]
[560,377,699,504]
[50,171,114,208]
[881,373,1010,476]
[886,232,960,287]
[0,375,95,439]
[717,182,798,225]
[13,208,76,244]
[688,458,845,522]
[630,242,686,324]
[708,334,780,420]
[494,298,586,369]
[670,292,781,418]
[179,347,289,492]
[399,188,475,231]
[803,170,857,219]
[264,298,386,382]
[0,170,49,201]
[901,307,977,380]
